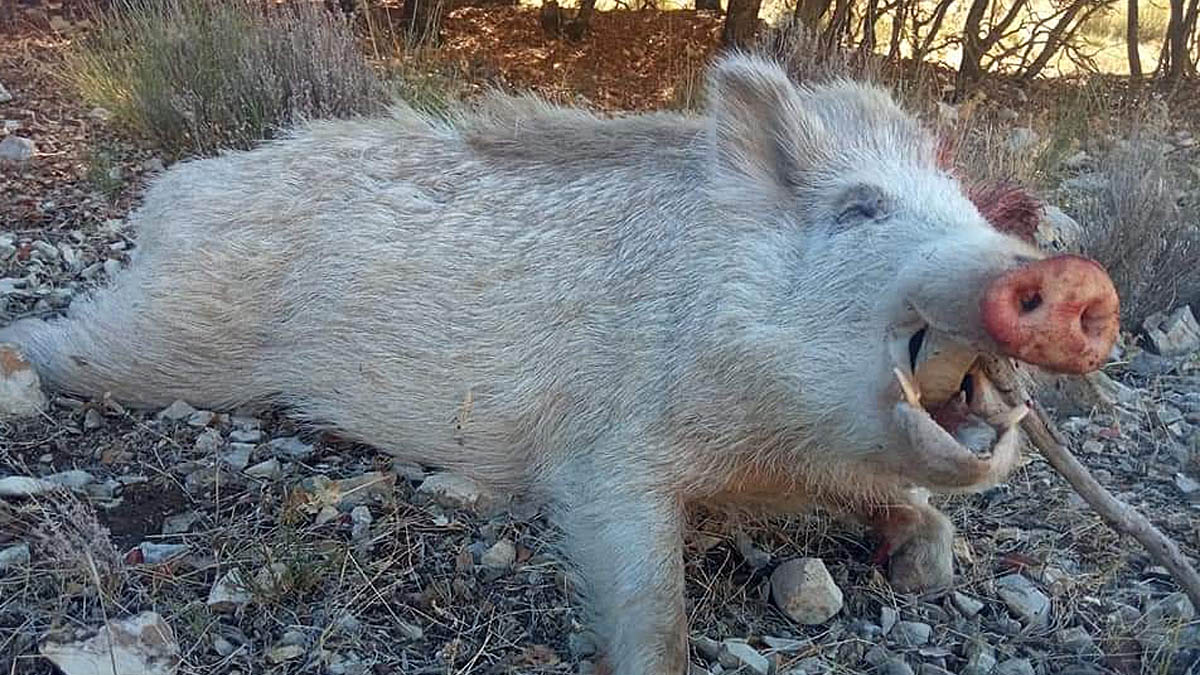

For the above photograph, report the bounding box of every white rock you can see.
[0,475,56,497]
[267,644,305,664]
[207,568,252,612]
[1176,472,1200,496]
[350,505,372,540]
[268,436,314,460]
[157,400,196,422]
[222,444,254,472]
[1036,205,1083,253]
[995,574,1051,627]
[45,470,95,490]
[0,135,34,161]
[193,428,222,454]
[952,591,984,618]
[245,458,282,480]
[0,543,31,568]
[417,472,491,510]
[0,344,48,419]
[719,640,770,675]
[1143,305,1200,357]
[892,620,931,646]
[0,82,11,103]
[480,539,517,570]
[40,612,179,675]
[994,658,1035,675]
[770,557,843,625]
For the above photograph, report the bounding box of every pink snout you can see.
[980,255,1120,374]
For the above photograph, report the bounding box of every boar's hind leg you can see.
[868,489,954,594]
[554,479,689,675]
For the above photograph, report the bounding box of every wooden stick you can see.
[980,354,1200,610]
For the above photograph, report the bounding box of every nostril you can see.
[1019,292,1042,314]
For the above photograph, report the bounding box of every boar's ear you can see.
[706,55,825,201]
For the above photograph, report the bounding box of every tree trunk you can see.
[859,0,881,53]
[794,0,833,27]
[563,0,596,40]
[696,0,721,12]
[1127,0,1142,81]
[722,0,763,49]
[1163,0,1186,85]
[955,0,991,98]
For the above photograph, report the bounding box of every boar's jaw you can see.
[887,325,1029,493]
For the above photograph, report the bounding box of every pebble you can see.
[0,543,31,569]
[719,640,770,675]
[962,642,997,675]
[417,472,492,511]
[952,591,984,619]
[83,408,103,430]
[158,399,197,421]
[770,557,843,625]
[0,135,34,161]
[0,476,55,497]
[222,444,254,472]
[891,620,932,646]
[194,428,222,454]
[0,81,10,103]
[994,574,1051,627]
[1056,625,1096,654]
[880,606,898,634]
[245,458,282,480]
[187,409,215,427]
[44,469,94,490]
[212,635,236,657]
[39,612,178,675]
[480,539,516,570]
[268,436,315,460]
[884,660,915,675]
[229,429,262,444]
[102,258,122,279]
[137,542,189,564]
[207,568,252,612]
[0,345,48,419]
[350,505,372,540]
[267,644,304,664]
[734,530,771,569]
[162,511,201,534]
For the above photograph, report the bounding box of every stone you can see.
[952,591,985,619]
[880,606,898,634]
[1143,305,1200,357]
[480,539,516,570]
[350,506,372,540]
[267,436,315,460]
[0,543,30,569]
[962,641,997,675]
[229,429,262,444]
[44,470,95,490]
[1056,625,1095,654]
[0,476,55,497]
[568,632,597,658]
[994,658,1035,675]
[138,542,189,564]
[0,135,34,162]
[719,640,770,675]
[245,458,282,480]
[83,408,103,430]
[417,472,491,511]
[222,444,254,472]
[734,530,771,568]
[0,81,10,103]
[207,569,252,612]
[885,660,915,675]
[1129,351,1179,376]
[1175,472,1200,497]
[891,621,932,646]
[1036,205,1083,253]
[267,644,304,664]
[0,344,48,419]
[158,400,197,422]
[770,557,843,625]
[39,612,179,675]
[995,574,1051,627]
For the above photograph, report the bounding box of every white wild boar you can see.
[0,54,1119,674]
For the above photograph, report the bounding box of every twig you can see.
[981,355,1200,610]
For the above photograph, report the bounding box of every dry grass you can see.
[62,0,389,159]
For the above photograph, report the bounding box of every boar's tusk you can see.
[979,354,1200,611]
[892,397,1025,494]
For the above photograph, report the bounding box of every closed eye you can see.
[833,183,893,228]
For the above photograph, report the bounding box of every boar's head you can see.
[700,56,1119,492]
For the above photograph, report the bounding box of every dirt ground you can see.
[1,5,1199,675]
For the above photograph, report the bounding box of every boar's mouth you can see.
[886,326,1029,493]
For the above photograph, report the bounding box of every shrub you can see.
[64,0,389,158]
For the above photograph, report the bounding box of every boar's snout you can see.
[980,255,1120,374]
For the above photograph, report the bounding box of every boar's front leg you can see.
[868,488,954,594]
[554,476,689,675]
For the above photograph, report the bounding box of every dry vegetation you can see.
[2,1,1200,674]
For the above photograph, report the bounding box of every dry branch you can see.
[981,355,1200,610]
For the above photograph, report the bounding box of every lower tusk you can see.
[893,367,922,407]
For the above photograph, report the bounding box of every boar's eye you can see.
[834,183,892,227]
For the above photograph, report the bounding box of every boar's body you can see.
[0,56,1120,675]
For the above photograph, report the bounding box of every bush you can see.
[64,0,388,158]
[1071,127,1200,328]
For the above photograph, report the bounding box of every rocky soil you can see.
[2,20,1200,675]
